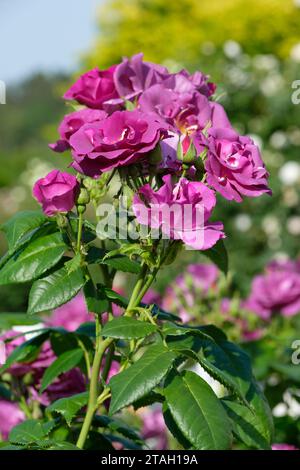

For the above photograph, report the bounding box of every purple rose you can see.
[138,80,230,135]
[133,175,225,251]
[33,170,80,216]
[178,69,216,97]
[46,293,92,331]
[0,400,25,440]
[69,110,168,177]
[245,259,300,319]
[114,53,168,101]
[63,66,119,110]
[205,127,271,202]
[272,443,299,450]
[49,108,107,153]
[142,289,162,306]
[141,407,168,450]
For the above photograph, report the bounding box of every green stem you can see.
[76,211,84,253]
[125,264,148,316]
[101,343,115,383]
[76,319,113,449]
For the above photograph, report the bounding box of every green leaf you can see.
[0,331,50,374]
[143,304,181,322]
[40,349,84,392]
[102,317,157,339]
[48,441,80,450]
[222,390,273,449]
[9,419,56,445]
[93,416,142,444]
[164,370,232,450]
[109,344,177,415]
[28,266,85,314]
[197,353,249,407]
[0,232,67,285]
[163,403,192,449]
[102,255,141,274]
[65,253,82,274]
[1,211,47,253]
[47,392,89,426]
[0,313,41,329]
[104,287,128,308]
[202,240,228,275]
[88,247,141,274]
[132,390,165,410]
[201,339,273,446]
[83,280,109,314]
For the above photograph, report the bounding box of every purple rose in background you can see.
[0,400,25,440]
[141,407,168,450]
[46,293,92,331]
[162,263,219,322]
[114,53,168,101]
[133,174,225,250]
[49,108,107,153]
[272,443,299,450]
[64,66,119,110]
[0,330,31,376]
[205,127,271,202]
[245,259,300,319]
[142,289,163,306]
[33,170,79,216]
[220,298,264,342]
[70,110,167,177]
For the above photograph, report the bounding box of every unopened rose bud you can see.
[77,188,90,205]
[77,205,86,214]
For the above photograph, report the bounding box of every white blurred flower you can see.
[20,158,54,188]
[260,74,284,96]
[283,188,299,207]
[278,161,300,185]
[223,40,241,59]
[234,214,252,232]
[253,54,278,71]
[283,390,300,418]
[226,66,248,87]
[290,43,300,62]
[13,323,45,341]
[269,131,288,149]
[294,0,300,7]
[9,186,27,203]
[288,128,300,145]
[262,215,280,236]
[273,402,288,418]
[287,216,300,235]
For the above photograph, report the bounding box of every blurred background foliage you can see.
[0,0,300,300]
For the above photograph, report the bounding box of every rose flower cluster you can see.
[32,53,271,251]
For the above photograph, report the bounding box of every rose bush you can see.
[0,55,274,451]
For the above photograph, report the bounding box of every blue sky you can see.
[1,0,102,84]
